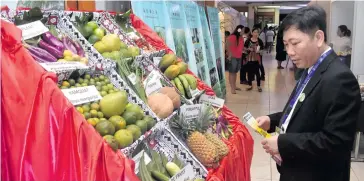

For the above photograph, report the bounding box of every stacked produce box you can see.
[6,7,238,181]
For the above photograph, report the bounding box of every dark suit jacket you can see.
[268,51,361,181]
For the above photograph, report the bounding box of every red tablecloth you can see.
[131,14,254,181]
[1,20,139,181]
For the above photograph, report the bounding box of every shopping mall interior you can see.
[1,0,364,181]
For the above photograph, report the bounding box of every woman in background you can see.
[240,27,250,84]
[275,29,287,69]
[224,31,231,70]
[226,25,244,94]
[245,28,264,92]
[333,25,352,53]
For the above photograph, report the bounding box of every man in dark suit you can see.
[256,5,361,181]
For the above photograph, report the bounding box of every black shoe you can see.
[258,87,262,92]
[261,77,265,81]
[246,86,253,91]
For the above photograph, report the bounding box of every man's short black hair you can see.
[280,5,327,42]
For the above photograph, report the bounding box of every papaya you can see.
[164,65,180,80]
[176,61,188,74]
[159,53,177,71]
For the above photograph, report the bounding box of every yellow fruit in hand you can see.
[63,50,73,57]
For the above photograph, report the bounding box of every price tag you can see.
[127,73,138,85]
[17,20,49,40]
[170,164,196,181]
[199,94,225,108]
[153,57,162,66]
[61,86,102,106]
[143,70,161,87]
[40,62,89,72]
[180,104,201,120]
[145,80,162,96]
[133,150,152,174]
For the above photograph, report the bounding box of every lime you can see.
[107,83,114,89]
[81,83,88,87]
[86,21,98,30]
[85,74,91,80]
[136,120,148,134]
[109,116,126,130]
[94,118,100,124]
[101,91,108,97]
[99,75,105,80]
[100,118,107,122]
[83,25,94,38]
[93,28,105,39]
[108,89,115,94]
[96,82,102,86]
[82,105,91,112]
[90,110,98,118]
[69,79,76,86]
[97,112,104,118]
[83,112,91,119]
[75,83,82,87]
[70,86,76,88]
[77,78,84,84]
[104,79,110,84]
[83,79,89,85]
[88,35,100,44]
[96,86,102,91]
[90,78,95,83]
[60,86,68,89]
[91,103,100,111]
[126,125,142,141]
[102,85,109,92]
[94,77,100,82]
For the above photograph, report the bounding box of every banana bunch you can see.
[171,74,198,99]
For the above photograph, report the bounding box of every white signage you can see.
[61,86,102,105]
[40,62,89,72]
[17,20,49,40]
[180,104,201,120]
[170,164,196,181]
[199,94,225,108]
[145,80,163,96]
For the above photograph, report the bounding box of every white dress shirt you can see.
[333,36,351,53]
[281,47,332,133]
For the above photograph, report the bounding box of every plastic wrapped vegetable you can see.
[42,32,64,51]
[24,43,57,62]
[72,40,85,57]
[38,40,63,59]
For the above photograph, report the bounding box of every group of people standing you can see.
[225,25,270,94]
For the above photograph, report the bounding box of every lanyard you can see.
[281,49,333,126]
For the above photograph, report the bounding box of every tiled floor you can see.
[224,52,364,181]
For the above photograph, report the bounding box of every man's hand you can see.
[261,135,279,155]
[256,116,271,131]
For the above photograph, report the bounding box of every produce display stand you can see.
[1,6,254,181]
[129,13,254,181]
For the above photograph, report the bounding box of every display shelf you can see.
[132,120,208,179]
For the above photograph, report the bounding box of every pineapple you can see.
[204,132,229,160]
[170,104,219,167]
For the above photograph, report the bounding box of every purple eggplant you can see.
[62,36,77,55]
[72,40,85,57]
[38,40,63,59]
[24,44,57,62]
[42,32,64,51]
